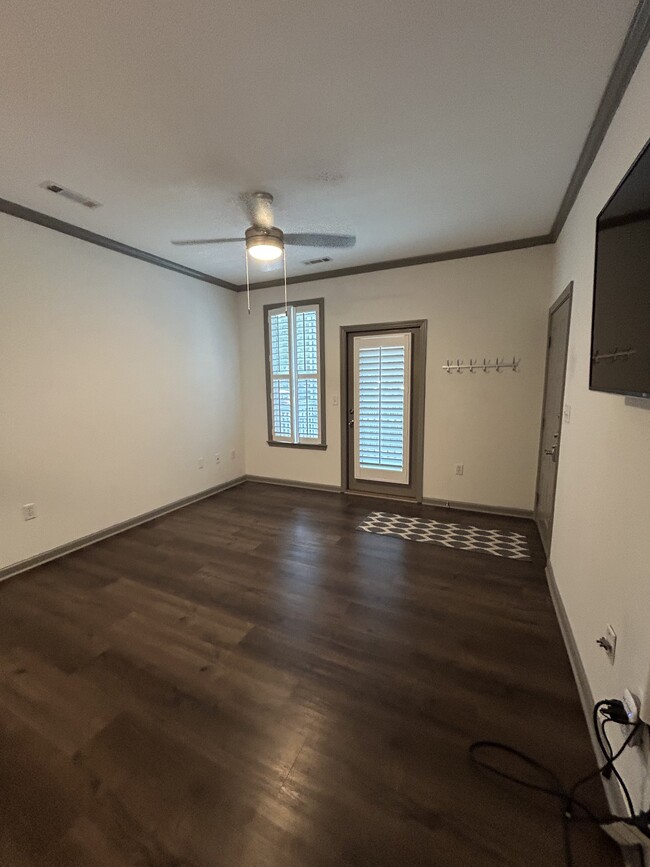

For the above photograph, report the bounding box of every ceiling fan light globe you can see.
[248,242,283,261]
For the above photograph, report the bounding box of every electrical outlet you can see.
[455,463,464,476]
[22,503,37,521]
[198,457,204,469]
[332,395,339,406]
[596,624,616,664]
[605,624,616,663]
[215,453,221,465]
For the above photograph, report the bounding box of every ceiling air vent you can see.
[302,256,332,266]
[40,181,102,209]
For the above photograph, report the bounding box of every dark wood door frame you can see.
[340,320,427,502]
[534,282,573,556]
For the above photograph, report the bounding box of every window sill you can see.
[267,441,327,451]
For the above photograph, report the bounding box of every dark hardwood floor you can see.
[0,482,621,866]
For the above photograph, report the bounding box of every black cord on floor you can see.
[469,706,641,867]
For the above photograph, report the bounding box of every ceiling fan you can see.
[171,191,356,263]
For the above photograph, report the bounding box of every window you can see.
[264,299,325,447]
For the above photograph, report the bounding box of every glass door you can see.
[353,332,412,486]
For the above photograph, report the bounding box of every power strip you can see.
[623,688,640,724]
[601,814,650,848]
[640,669,650,725]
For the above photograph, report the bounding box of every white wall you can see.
[550,45,650,813]
[239,245,552,511]
[0,214,244,572]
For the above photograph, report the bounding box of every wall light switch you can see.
[22,503,37,520]
[455,463,464,476]
[198,457,205,469]
[563,404,571,424]
[332,395,339,406]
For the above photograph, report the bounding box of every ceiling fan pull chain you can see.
[283,247,288,313]
[245,247,251,314]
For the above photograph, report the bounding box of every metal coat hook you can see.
[442,357,521,374]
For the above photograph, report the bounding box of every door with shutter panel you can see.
[353,333,412,485]
[344,324,425,500]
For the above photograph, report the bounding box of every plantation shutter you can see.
[353,332,411,484]
[269,311,293,441]
[295,306,320,441]
[267,303,322,444]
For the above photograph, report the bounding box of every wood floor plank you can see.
[0,482,621,866]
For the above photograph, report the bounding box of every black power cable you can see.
[601,718,636,816]
[469,701,642,867]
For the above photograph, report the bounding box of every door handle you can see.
[348,420,354,427]
[544,445,558,462]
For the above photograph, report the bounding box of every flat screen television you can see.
[590,138,650,397]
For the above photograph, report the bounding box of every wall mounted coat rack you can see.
[442,357,520,373]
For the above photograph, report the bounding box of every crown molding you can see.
[550,0,650,240]
[236,234,553,292]
[0,198,238,291]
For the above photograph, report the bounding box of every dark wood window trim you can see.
[266,441,327,450]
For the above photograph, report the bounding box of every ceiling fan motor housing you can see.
[245,225,284,255]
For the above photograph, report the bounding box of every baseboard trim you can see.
[244,474,343,494]
[344,489,417,504]
[241,480,533,518]
[0,475,247,583]
[545,562,597,739]
[422,497,533,520]
[545,562,644,867]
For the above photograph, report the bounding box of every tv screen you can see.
[591,138,650,397]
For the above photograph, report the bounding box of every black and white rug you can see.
[357,511,531,560]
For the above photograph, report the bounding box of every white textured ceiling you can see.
[0,0,639,285]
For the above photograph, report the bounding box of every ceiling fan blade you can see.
[284,233,356,248]
[239,191,274,230]
[171,238,243,246]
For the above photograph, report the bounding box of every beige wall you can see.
[0,214,244,572]
[550,46,650,814]
[239,245,552,511]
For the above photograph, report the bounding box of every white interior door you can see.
[353,332,412,485]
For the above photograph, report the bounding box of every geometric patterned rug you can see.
[357,511,531,560]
